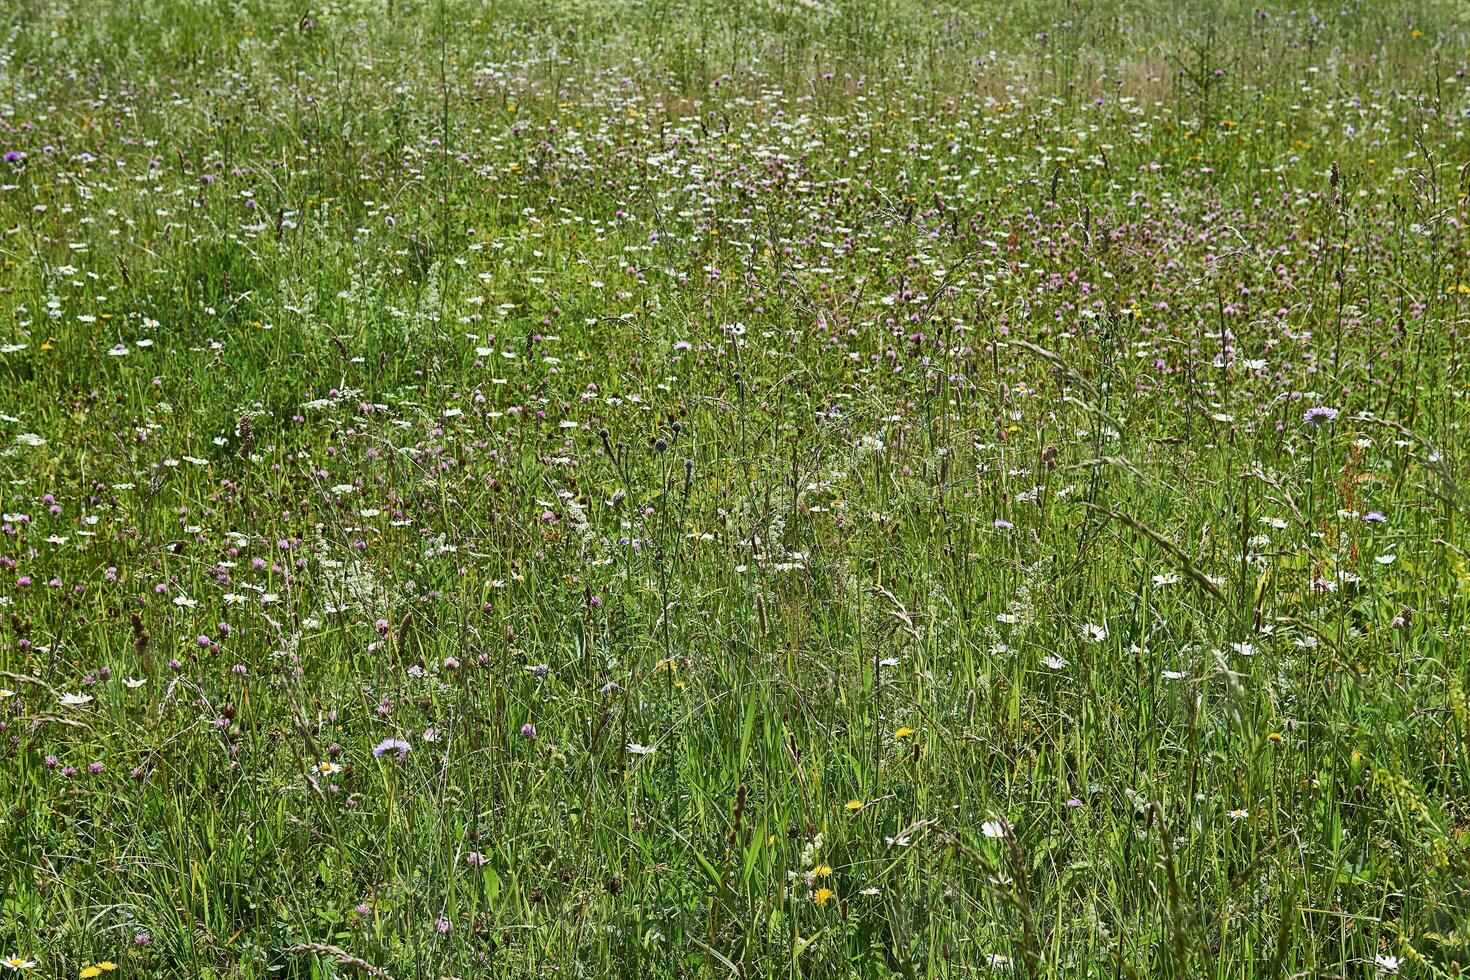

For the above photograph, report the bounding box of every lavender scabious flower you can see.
[373,737,410,758]
[1303,405,1339,426]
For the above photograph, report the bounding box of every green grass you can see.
[0,0,1469,976]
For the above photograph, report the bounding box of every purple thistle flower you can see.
[519,722,537,740]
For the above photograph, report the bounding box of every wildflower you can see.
[59,692,94,708]
[519,722,537,740]
[374,737,410,758]
[844,799,864,812]
[892,726,914,740]
[1041,655,1068,671]
[317,761,343,775]
[1303,405,1339,426]
[1374,954,1402,973]
[626,742,655,756]
[981,818,1009,839]
[0,957,37,971]
[1227,808,1249,821]
[1268,732,1283,743]
[1081,622,1107,644]
[812,887,835,906]
[811,864,833,878]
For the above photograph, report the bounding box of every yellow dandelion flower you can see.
[893,727,914,740]
[844,799,864,812]
[813,887,835,905]
[812,864,832,878]
[81,967,102,979]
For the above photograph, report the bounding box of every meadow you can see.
[0,0,1468,975]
